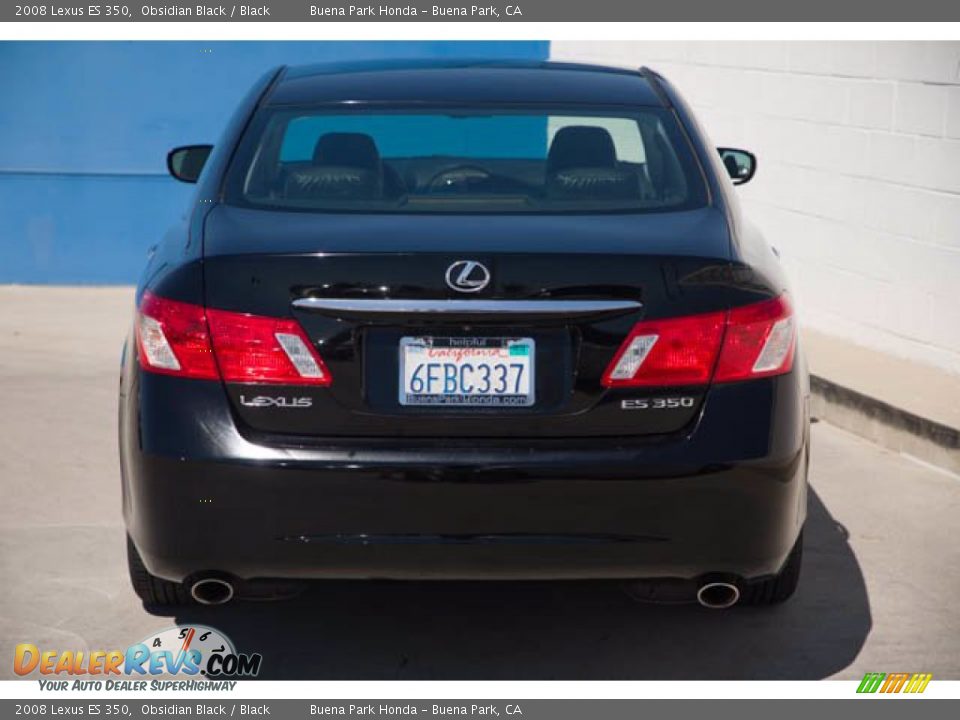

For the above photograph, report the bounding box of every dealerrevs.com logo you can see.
[14,626,262,689]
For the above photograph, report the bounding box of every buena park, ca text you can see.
[310,5,523,17]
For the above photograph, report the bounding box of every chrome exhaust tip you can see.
[190,577,235,605]
[696,581,740,609]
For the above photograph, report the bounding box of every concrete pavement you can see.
[804,327,960,474]
[1,286,958,680]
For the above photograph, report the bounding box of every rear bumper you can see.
[120,370,809,583]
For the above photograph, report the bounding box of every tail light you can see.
[602,295,795,387]
[713,295,796,382]
[135,292,331,386]
[206,307,330,385]
[136,293,218,380]
[602,311,726,387]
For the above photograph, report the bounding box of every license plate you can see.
[399,337,535,407]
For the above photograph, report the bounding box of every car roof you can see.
[266,60,666,107]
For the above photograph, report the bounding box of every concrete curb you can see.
[810,374,960,475]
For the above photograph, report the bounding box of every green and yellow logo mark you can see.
[857,672,932,694]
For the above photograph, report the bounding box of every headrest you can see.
[547,126,618,174]
[312,132,381,169]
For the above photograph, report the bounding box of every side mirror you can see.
[717,148,756,185]
[167,145,213,183]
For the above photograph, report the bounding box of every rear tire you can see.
[126,536,192,607]
[740,530,803,606]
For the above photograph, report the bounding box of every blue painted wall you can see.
[0,41,548,284]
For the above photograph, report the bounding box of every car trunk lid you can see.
[202,205,733,438]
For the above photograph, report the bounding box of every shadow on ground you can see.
[160,489,870,679]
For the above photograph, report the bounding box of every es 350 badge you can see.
[14,625,262,685]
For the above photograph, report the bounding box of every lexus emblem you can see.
[445,260,491,293]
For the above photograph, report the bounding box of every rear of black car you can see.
[119,62,808,608]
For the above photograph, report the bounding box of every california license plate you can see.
[399,336,535,407]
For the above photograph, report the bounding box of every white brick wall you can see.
[551,42,960,375]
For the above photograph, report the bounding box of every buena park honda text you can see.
[119,60,808,609]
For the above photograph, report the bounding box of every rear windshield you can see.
[224,107,708,214]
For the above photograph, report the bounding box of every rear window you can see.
[224,107,708,214]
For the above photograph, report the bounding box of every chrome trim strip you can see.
[291,298,642,316]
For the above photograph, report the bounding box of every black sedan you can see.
[120,60,808,609]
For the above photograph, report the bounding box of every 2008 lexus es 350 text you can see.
[119,60,808,609]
